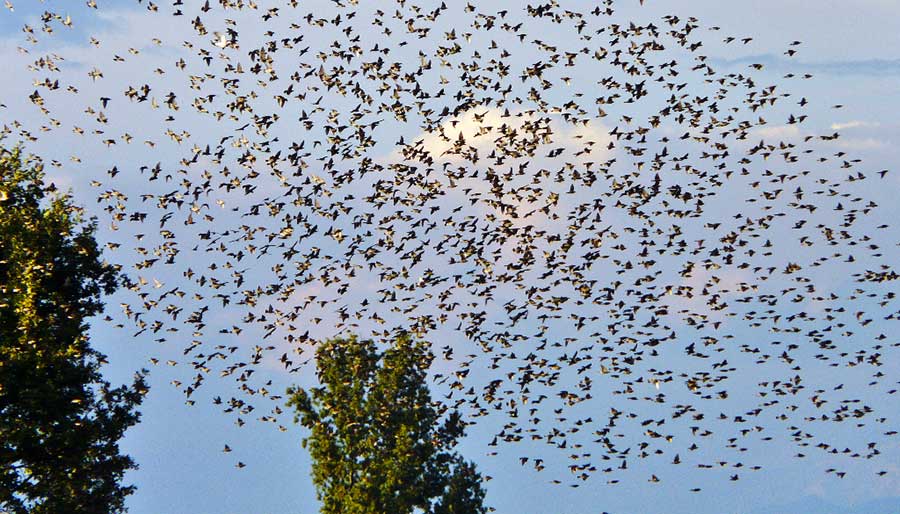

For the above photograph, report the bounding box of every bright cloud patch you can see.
[414,107,613,163]
[752,124,801,140]
[830,120,879,131]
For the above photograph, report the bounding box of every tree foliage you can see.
[288,333,487,514]
[0,146,147,514]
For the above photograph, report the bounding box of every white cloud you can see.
[830,120,879,131]
[752,124,801,140]
[397,107,614,226]
[412,106,613,164]
[415,107,512,161]
[836,137,886,150]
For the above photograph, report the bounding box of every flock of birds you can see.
[4,0,899,496]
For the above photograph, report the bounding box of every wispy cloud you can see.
[410,107,613,164]
[830,120,880,131]
[835,137,886,150]
[752,124,801,140]
[710,54,900,76]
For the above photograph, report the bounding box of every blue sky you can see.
[2,1,900,513]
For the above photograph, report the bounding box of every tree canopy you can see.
[0,146,147,514]
[288,333,487,514]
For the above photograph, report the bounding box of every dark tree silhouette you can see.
[0,147,147,514]
[288,333,487,514]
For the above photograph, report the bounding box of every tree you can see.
[0,146,147,514]
[287,333,488,514]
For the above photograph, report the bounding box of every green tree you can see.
[287,333,488,514]
[0,146,147,514]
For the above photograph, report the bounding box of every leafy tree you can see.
[0,146,147,514]
[287,333,488,514]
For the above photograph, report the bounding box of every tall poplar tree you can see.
[0,146,147,514]
[287,333,487,514]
